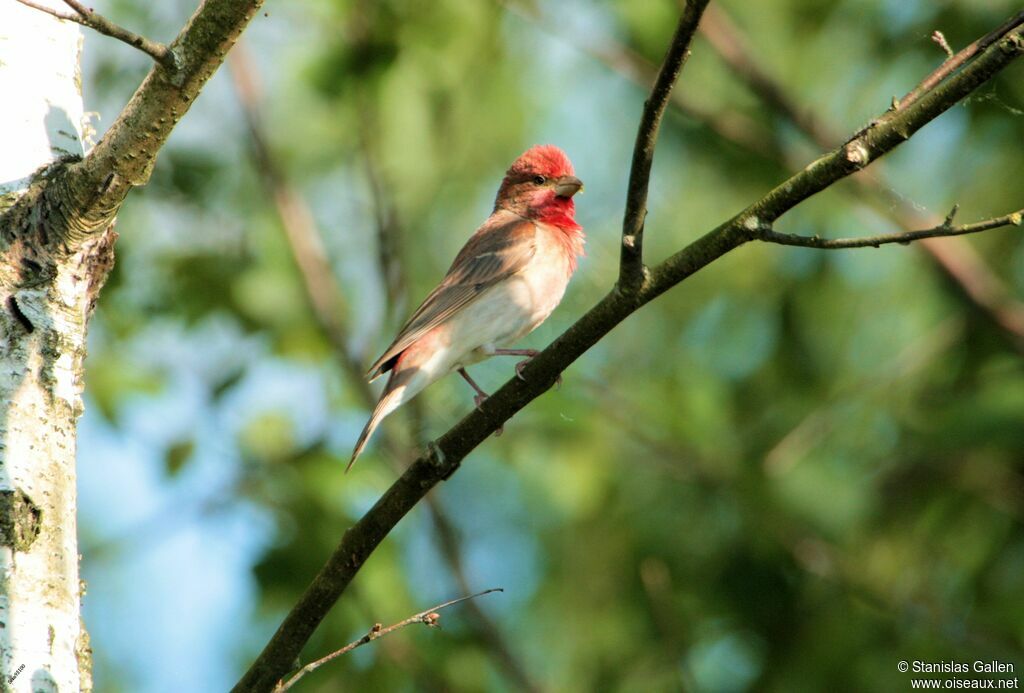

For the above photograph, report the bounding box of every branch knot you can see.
[842,141,870,169]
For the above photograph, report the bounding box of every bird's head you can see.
[494,145,583,226]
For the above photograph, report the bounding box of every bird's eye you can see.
[532,175,546,185]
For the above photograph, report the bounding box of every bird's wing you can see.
[366,214,537,380]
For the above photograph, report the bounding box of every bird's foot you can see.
[461,367,491,411]
[460,367,504,436]
[514,357,562,389]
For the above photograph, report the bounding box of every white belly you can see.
[446,223,572,368]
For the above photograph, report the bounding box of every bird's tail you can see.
[347,379,407,471]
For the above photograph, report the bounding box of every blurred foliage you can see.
[76,0,1024,691]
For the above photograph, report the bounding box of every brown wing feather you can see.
[366,214,537,380]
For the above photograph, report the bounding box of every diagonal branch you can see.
[14,0,173,65]
[756,208,1023,250]
[275,588,503,692]
[232,18,1024,693]
[618,0,710,294]
[699,4,1024,349]
[19,0,267,248]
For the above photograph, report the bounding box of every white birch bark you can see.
[0,2,92,691]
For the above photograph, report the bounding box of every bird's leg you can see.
[490,348,562,389]
[457,368,503,436]
[458,367,489,410]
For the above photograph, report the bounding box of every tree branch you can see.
[756,208,1023,250]
[232,18,1024,693]
[618,0,710,294]
[699,5,1024,349]
[275,588,503,692]
[28,0,266,247]
[19,0,174,65]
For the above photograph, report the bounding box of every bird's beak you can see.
[555,175,583,198]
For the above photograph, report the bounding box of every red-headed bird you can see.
[349,145,585,467]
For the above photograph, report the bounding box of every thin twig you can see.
[345,585,452,691]
[275,588,504,692]
[427,503,544,693]
[15,0,174,66]
[618,0,711,293]
[755,208,1023,249]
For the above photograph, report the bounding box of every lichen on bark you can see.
[0,489,42,551]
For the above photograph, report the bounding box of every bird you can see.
[348,144,585,468]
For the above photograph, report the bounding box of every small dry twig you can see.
[274,588,504,692]
[931,30,954,58]
[895,10,1024,110]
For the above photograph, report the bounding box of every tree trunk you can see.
[0,3,106,690]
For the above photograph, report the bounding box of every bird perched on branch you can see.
[349,144,585,468]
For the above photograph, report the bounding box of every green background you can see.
[75,0,1024,690]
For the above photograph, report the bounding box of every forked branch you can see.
[618,0,710,293]
[698,4,1024,348]
[3,0,267,249]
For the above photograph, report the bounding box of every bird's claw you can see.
[515,358,562,390]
